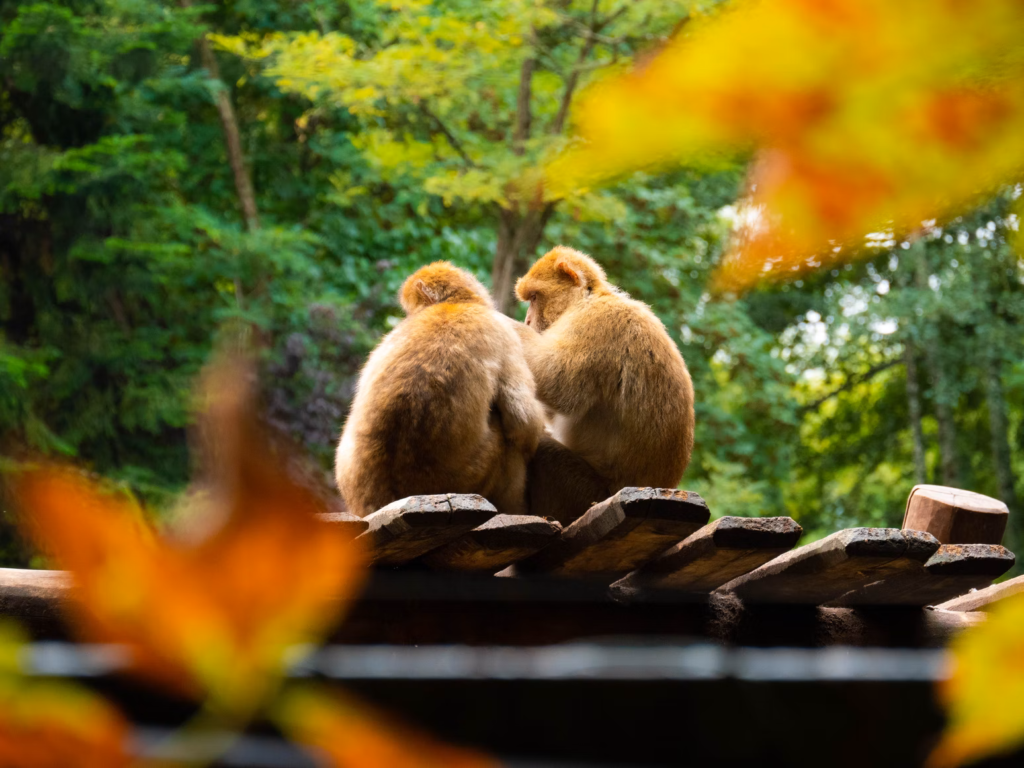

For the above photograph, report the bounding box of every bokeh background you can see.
[2,0,1022,567]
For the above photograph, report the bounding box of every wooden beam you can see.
[420,515,562,572]
[610,516,802,601]
[0,568,70,638]
[831,544,1015,607]
[0,566,987,648]
[936,573,1024,612]
[719,528,940,605]
[500,487,709,579]
[903,484,1008,545]
[358,494,497,566]
[317,510,371,538]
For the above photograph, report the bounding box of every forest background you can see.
[2,0,1023,567]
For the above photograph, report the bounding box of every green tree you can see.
[221,0,694,312]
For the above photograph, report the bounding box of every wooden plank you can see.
[317,510,371,538]
[830,544,1015,608]
[936,573,1024,612]
[358,494,497,566]
[610,516,802,601]
[500,487,710,579]
[903,484,1008,544]
[419,515,562,572]
[718,528,940,605]
[0,568,71,639]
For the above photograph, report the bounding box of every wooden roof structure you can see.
[2,483,1017,647]
[1,484,1021,767]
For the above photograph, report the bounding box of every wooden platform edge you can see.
[936,572,1024,612]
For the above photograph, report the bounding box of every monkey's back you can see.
[555,294,695,491]
[336,303,511,515]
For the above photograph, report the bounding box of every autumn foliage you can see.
[549,0,1024,292]
[5,355,492,766]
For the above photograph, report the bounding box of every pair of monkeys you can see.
[335,246,695,525]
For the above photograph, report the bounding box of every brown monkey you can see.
[336,261,544,517]
[514,246,695,523]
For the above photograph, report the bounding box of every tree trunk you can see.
[904,343,928,484]
[985,349,1019,549]
[491,205,555,315]
[196,38,260,233]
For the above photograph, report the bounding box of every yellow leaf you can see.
[548,0,1024,292]
[930,593,1024,767]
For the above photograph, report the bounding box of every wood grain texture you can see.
[903,484,1008,545]
[420,514,562,572]
[718,528,940,605]
[610,516,803,601]
[500,487,710,579]
[936,573,1024,612]
[829,544,1015,607]
[358,494,497,566]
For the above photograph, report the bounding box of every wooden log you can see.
[936,573,1024,612]
[500,488,710,579]
[610,516,803,601]
[830,544,1015,607]
[0,565,988,648]
[903,484,1008,545]
[358,494,497,566]
[719,528,940,605]
[316,510,371,538]
[419,515,562,572]
[0,568,71,639]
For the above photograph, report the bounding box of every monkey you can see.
[512,246,695,524]
[335,261,544,518]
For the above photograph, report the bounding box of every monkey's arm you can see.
[519,319,606,416]
[494,348,545,451]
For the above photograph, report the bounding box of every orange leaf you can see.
[14,356,367,711]
[0,682,131,768]
[547,0,1024,292]
[275,685,499,768]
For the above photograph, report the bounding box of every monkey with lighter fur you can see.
[513,246,695,524]
[335,262,544,517]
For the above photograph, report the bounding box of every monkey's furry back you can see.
[335,301,518,516]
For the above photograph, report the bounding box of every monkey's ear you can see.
[416,280,440,305]
[556,258,586,288]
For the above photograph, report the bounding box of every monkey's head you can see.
[515,246,609,332]
[399,261,493,314]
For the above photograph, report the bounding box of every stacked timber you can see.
[0,483,1015,646]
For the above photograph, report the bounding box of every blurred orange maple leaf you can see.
[929,593,1024,768]
[0,681,131,768]
[13,355,367,712]
[276,685,499,768]
[0,624,131,768]
[547,0,1024,292]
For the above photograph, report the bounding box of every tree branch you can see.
[420,103,476,168]
[197,37,260,233]
[551,4,627,135]
[798,359,901,415]
[512,55,535,156]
